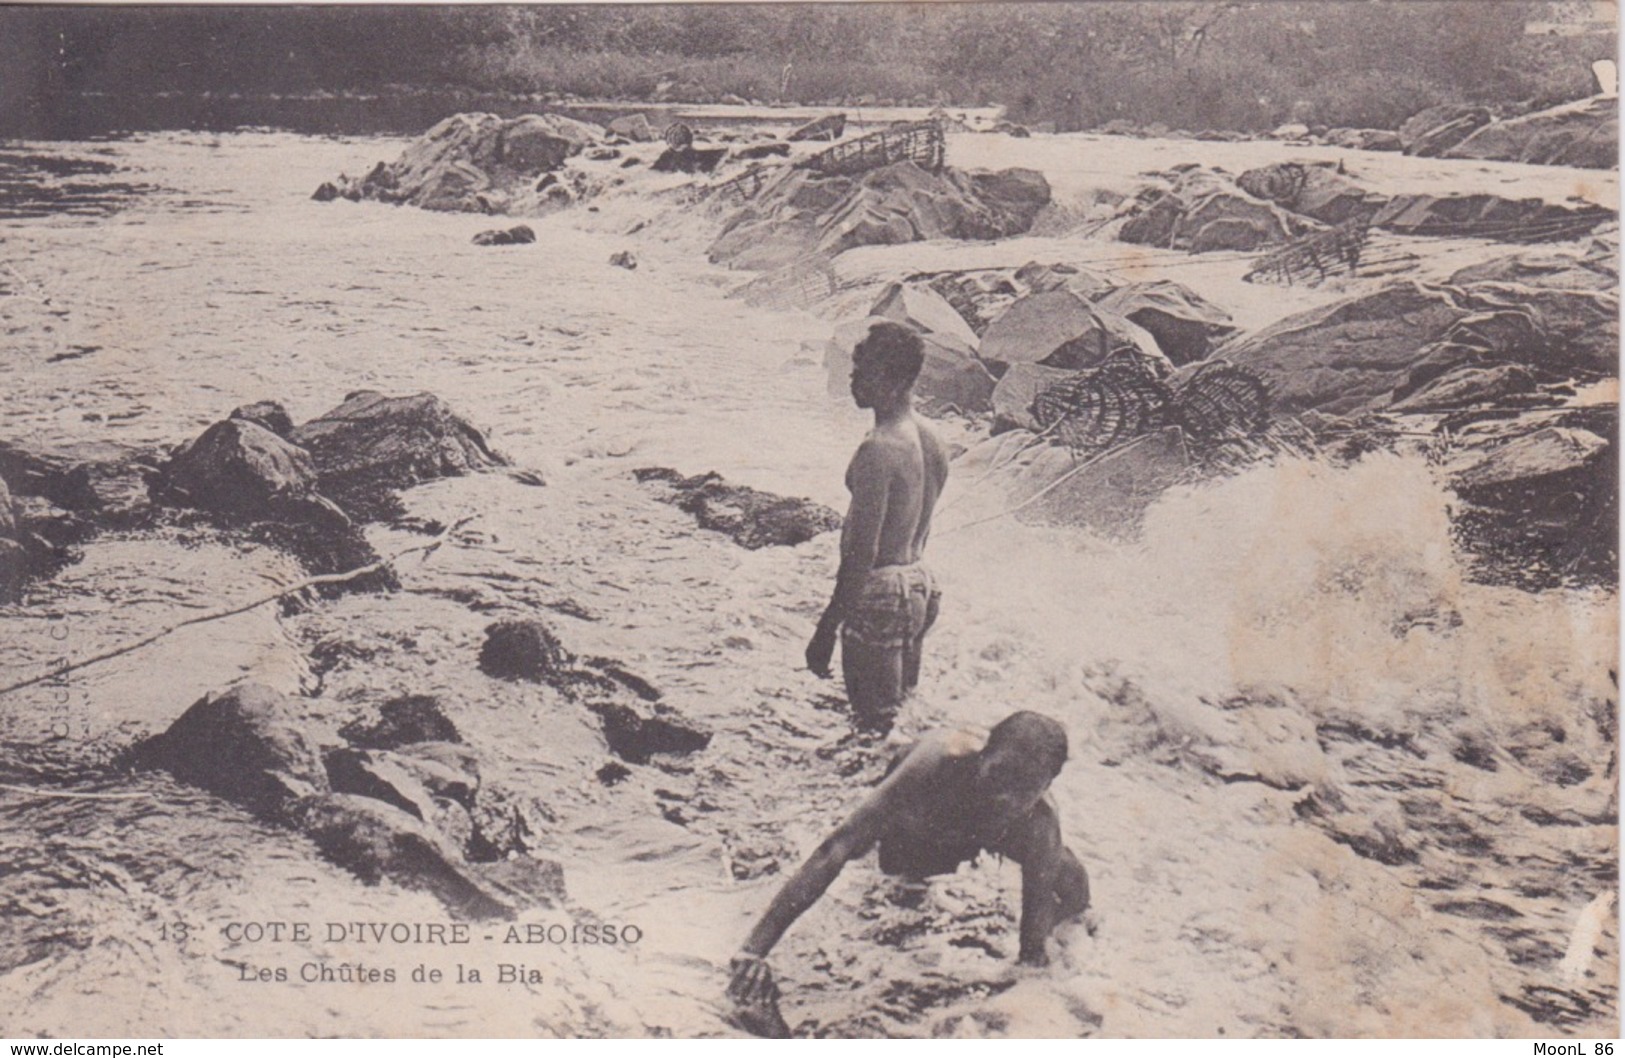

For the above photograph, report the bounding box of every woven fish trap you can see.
[1170,361,1271,443]
[1031,355,1173,454]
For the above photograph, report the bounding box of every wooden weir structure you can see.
[708,119,946,204]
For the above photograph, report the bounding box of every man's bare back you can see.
[843,417,949,569]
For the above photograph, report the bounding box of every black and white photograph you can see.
[0,1,1617,1040]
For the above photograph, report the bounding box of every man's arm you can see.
[1011,799,1069,966]
[808,439,891,675]
[740,785,889,956]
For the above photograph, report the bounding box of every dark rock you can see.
[1236,161,1386,226]
[869,281,982,349]
[607,113,656,142]
[471,224,536,246]
[312,182,340,202]
[620,157,642,169]
[299,793,514,920]
[0,537,27,605]
[1454,282,1619,372]
[708,161,1050,270]
[733,143,790,161]
[1445,95,1617,169]
[1120,168,1316,252]
[229,400,295,439]
[138,683,328,824]
[479,619,574,685]
[585,147,622,161]
[320,112,604,214]
[1372,194,1612,243]
[1451,427,1610,503]
[1220,281,1474,415]
[788,113,846,142]
[498,112,601,172]
[596,761,632,786]
[1093,280,1237,366]
[1324,127,1403,152]
[609,250,638,270]
[585,700,712,764]
[466,783,542,862]
[651,147,728,174]
[633,467,842,549]
[0,438,157,521]
[0,476,15,538]
[289,391,507,512]
[1399,103,1493,157]
[1449,250,1616,291]
[1389,363,1538,412]
[157,418,328,519]
[825,317,995,415]
[340,693,462,750]
[1014,261,1118,301]
[979,290,1165,372]
[393,742,480,809]
[323,746,441,822]
[990,364,1076,433]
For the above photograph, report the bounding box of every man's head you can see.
[974,711,1069,833]
[850,321,924,410]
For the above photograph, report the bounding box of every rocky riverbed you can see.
[0,117,1615,1038]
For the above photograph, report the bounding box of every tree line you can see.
[1,3,1611,134]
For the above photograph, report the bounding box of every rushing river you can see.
[0,126,1616,1037]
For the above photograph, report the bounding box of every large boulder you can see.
[1449,250,1616,292]
[1398,103,1493,157]
[1453,282,1620,373]
[978,290,1165,372]
[1236,161,1387,226]
[0,438,156,521]
[1451,427,1611,504]
[321,112,605,213]
[499,113,601,172]
[708,161,1050,270]
[1371,194,1613,243]
[991,363,1076,433]
[788,113,846,142]
[289,391,507,506]
[1220,281,1474,415]
[825,318,995,415]
[869,281,981,349]
[138,683,329,823]
[1093,281,1237,366]
[1388,363,1538,413]
[229,400,295,439]
[1014,261,1118,301]
[157,418,326,519]
[1121,167,1317,252]
[299,792,514,920]
[1444,95,1618,169]
[607,113,656,142]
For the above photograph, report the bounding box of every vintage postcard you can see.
[0,2,1617,1040]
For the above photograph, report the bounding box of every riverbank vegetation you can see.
[3,3,1613,134]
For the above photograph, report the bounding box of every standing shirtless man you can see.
[806,320,950,733]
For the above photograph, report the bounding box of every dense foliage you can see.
[2,3,1612,133]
